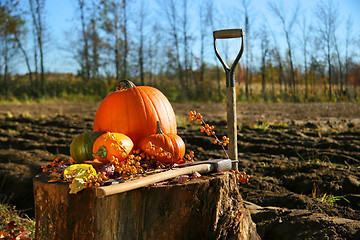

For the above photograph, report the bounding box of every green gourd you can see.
[70,132,102,163]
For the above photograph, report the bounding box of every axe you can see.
[96,159,234,198]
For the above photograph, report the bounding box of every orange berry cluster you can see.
[184,150,195,162]
[82,172,109,188]
[145,141,172,160]
[189,110,230,159]
[41,157,75,179]
[232,170,250,184]
[189,111,203,122]
[41,157,74,172]
[201,124,216,137]
[211,135,230,147]
[112,155,145,180]
[139,147,172,170]
[189,110,229,147]
[109,147,174,181]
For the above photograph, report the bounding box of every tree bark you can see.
[34,172,259,240]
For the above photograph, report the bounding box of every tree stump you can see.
[34,172,259,240]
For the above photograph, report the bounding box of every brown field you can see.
[0,102,360,239]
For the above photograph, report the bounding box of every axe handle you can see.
[96,164,214,198]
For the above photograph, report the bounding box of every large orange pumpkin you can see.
[93,80,177,147]
[139,121,185,164]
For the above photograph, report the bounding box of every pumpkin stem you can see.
[156,121,164,134]
[116,79,136,90]
[93,146,108,159]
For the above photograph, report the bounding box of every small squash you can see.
[139,121,185,164]
[70,132,102,163]
[93,132,134,163]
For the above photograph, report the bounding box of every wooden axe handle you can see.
[96,164,214,198]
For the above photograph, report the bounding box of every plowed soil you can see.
[0,102,359,239]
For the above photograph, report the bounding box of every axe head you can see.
[207,159,233,171]
[179,159,234,172]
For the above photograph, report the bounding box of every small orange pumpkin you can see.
[93,80,177,148]
[139,121,185,164]
[93,132,134,163]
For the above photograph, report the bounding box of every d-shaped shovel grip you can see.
[213,29,245,87]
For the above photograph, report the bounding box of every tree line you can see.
[1,0,359,102]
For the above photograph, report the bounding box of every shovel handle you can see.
[213,29,245,168]
[213,29,244,39]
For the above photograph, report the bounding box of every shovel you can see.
[213,29,245,170]
[96,159,233,198]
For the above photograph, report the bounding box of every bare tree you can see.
[315,0,339,100]
[159,0,183,92]
[78,0,91,83]
[75,0,102,93]
[198,0,207,99]
[298,13,311,99]
[268,22,286,96]
[29,1,39,95]
[9,3,34,94]
[101,0,129,80]
[242,0,253,101]
[15,34,33,93]
[268,0,299,99]
[333,29,343,97]
[89,9,101,80]
[0,0,26,98]
[146,24,162,86]
[121,0,128,79]
[198,0,213,100]
[181,0,191,95]
[345,16,354,97]
[206,0,222,98]
[135,0,147,85]
[259,23,270,100]
[29,0,46,97]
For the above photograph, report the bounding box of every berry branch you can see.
[189,111,230,159]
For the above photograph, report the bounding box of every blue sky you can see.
[14,0,360,74]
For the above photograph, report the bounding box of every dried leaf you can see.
[192,171,201,179]
[69,178,85,194]
[174,175,189,183]
[63,164,96,180]
[154,181,169,186]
